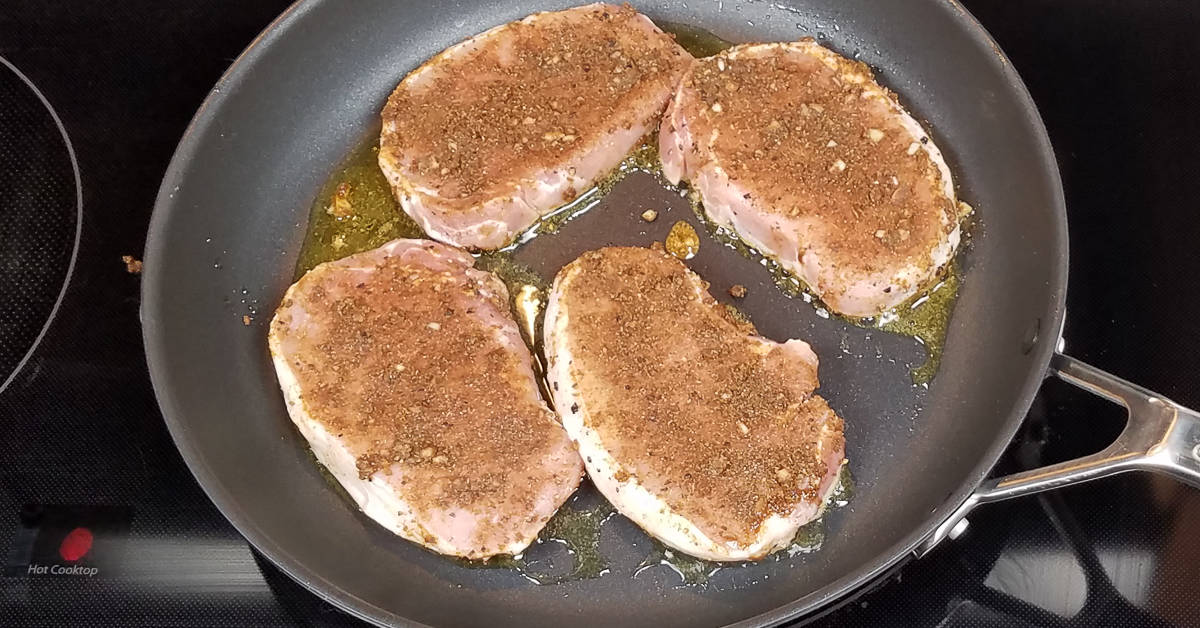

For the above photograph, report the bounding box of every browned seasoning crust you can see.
[381,3,690,205]
[272,247,574,546]
[681,42,956,281]
[559,247,844,544]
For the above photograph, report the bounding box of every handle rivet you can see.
[1191,443,1200,462]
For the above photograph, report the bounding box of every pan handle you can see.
[916,352,1200,557]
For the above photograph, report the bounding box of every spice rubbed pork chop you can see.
[545,247,845,561]
[379,3,691,250]
[269,239,583,559]
[661,41,962,317]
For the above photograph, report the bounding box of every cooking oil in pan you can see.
[665,220,701,259]
[874,264,960,385]
[636,542,722,585]
[660,21,735,57]
[454,495,616,584]
[828,464,855,507]
[535,498,617,581]
[295,142,420,278]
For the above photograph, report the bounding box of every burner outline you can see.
[0,55,83,395]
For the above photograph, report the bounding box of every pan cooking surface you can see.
[289,19,959,583]
[295,133,915,584]
[142,1,1067,625]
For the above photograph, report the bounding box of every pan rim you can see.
[140,1,1069,626]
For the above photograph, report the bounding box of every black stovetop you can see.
[1,1,1198,626]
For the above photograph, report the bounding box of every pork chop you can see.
[544,246,845,561]
[269,239,583,559]
[660,41,961,317]
[380,3,692,250]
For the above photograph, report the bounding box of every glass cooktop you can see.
[1,1,1198,626]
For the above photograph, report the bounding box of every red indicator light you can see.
[58,527,93,562]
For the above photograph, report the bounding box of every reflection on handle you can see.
[917,353,1200,556]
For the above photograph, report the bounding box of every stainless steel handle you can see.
[917,352,1200,556]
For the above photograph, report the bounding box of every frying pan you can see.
[140,0,1200,626]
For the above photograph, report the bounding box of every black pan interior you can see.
[141,1,1067,626]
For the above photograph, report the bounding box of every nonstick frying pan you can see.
[140,1,1200,626]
